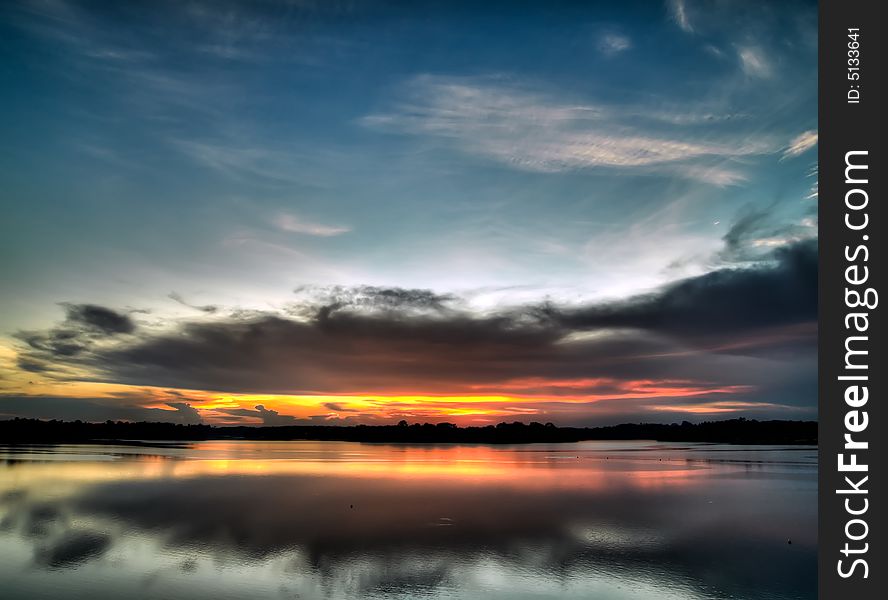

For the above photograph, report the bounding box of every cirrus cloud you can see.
[782,130,817,159]
[362,75,777,186]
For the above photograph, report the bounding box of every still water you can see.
[0,441,816,600]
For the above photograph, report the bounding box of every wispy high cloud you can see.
[171,139,306,183]
[4,0,337,187]
[782,130,817,159]
[598,33,632,56]
[737,45,773,78]
[275,213,351,237]
[669,0,693,33]
[363,76,775,185]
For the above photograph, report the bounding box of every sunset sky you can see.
[0,0,817,426]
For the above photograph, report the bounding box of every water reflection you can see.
[0,441,816,600]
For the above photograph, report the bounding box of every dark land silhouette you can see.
[0,417,816,445]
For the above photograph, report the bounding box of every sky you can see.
[0,0,818,426]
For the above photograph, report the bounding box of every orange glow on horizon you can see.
[648,401,791,414]
[0,342,766,424]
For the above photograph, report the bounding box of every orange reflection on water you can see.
[0,441,717,502]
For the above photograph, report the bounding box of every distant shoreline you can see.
[0,417,817,446]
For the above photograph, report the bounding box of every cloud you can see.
[291,285,456,315]
[10,244,816,422]
[323,402,358,412]
[168,292,219,314]
[14,303,136,362]
[598,33,631,56]
[553,240,817,339]
[720,206,776,260]
[274,213,351,237]
[62,304,135,335]
[254,404,298,425]
[0,393,206,424]
[164,401,203,424]
[737,45,773,78]
[718,206,816,262]
[362,76,774,185]
[215,404,309,425]
[782,130,817,159]
[680,164,748,187]
[669,0,693,33]
[170,139,310,184]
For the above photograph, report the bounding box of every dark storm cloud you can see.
[63,304,136,335]
[0,395,204,424]
[164,402,203,424]
[291,285,457,316]
[168,292,219,314]
[17,356,53,373]
[554,239,817,338]
[16,329,87,359]
[14,303,136,360]
[10,242,816,412]
[719,205,815,262]
[721,206,776,260]
[215,404,352,425]
[323,402,358,413]
[89,310,564,393]
[249,404,298,426]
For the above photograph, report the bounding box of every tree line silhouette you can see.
[0,417,816,445]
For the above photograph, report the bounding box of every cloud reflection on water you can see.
[0,441,816,600]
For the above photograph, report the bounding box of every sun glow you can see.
[1,344,762,424]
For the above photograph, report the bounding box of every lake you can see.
[0,440,816,600]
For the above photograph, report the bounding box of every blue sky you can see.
[0,0,818,425]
